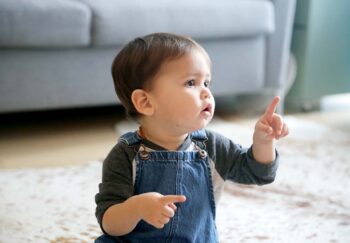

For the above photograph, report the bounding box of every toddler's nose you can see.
[201,87,211,100]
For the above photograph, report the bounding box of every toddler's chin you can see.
[204,114,214,125]
[192,118,213,132]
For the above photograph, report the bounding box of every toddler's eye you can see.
[185,80,195,87]
[204,80,211,88]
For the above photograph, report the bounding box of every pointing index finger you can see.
[161,195,187,204]
[265,96,280,121]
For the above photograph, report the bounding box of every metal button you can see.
[139,144,150,160]
[139,150,150,160]
[199,149,207,159]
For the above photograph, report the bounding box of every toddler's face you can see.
[147,48,215,134]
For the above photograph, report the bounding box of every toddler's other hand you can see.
[136,192,186,229]
[253,96,289,143]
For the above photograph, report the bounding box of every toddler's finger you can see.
[153,222,165,229]
[161,195,186,205]
[256,122,273,135]
[158,217,170,225]
[264,96,280,122]
[168,203,177,211]
[162,206,175,218]
[280,123,289,137]
[271,114,284,136]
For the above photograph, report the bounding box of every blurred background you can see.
[0,0,349,242]
[286,0,350,112]
[0,0,349,168]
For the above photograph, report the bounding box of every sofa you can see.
[0,0,296,113]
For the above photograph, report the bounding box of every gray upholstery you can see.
[203,37,266,95]
[81,0,275,46]
[0,0,296,113]
[0,0,91,47]
[0,48,117,111]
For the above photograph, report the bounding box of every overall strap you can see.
[118,131,142,146]
[191,129,207,140]
[190,129,208,150]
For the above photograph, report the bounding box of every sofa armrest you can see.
[266,0,296,92]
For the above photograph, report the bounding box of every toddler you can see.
[95,32,289,243]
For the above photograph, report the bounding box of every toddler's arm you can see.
[252,96,289,164]
[102,192,186,236]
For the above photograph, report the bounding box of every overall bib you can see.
[96,130,218,243]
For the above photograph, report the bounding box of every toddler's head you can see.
[111,32,212,120]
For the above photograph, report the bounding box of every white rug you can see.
[1,116,349,243]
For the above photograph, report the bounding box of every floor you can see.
[0,102,349,169]
[0,107,123,169]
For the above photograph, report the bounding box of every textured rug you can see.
[1,116,349,243]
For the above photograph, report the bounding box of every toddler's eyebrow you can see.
[182,72,211,79]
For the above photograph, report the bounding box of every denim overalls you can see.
[95,130,219,243]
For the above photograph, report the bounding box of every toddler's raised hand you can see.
[253,96,289,143]
[136,192,186,229]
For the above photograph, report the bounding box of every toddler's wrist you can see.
[253,135,274,146]
[127,195,143,220]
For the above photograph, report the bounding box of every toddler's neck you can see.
[138,126,187,151]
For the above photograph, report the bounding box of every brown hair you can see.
[111,32,209,119]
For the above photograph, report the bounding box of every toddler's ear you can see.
[131,89,154,116]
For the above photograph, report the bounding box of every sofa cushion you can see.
[0,0,91,48]
[80,0,275,46]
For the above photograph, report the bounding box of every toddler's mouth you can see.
[202,104,213,114]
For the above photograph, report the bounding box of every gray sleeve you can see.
[205,129,278,185]
[95,142,137,230]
